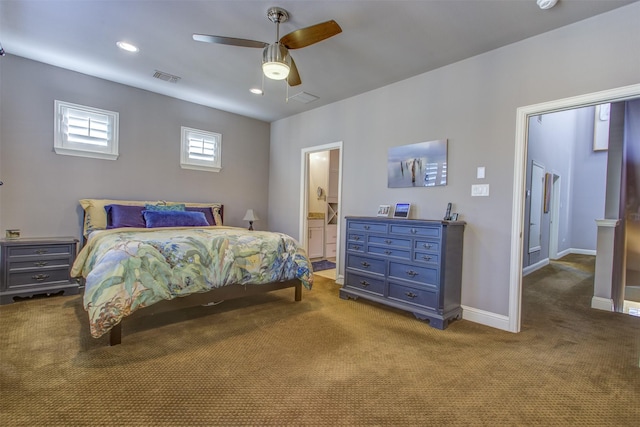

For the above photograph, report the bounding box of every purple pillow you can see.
[142,210,209,228]
[105,204,146,229]
[184,207,216,226]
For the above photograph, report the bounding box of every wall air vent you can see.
[288,91,319,104]
[153,70,181,83]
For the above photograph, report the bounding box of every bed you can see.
[71,199,313,345]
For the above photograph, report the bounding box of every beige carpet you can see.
[0,254,639,426]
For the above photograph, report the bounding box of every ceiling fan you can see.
[193,6,342,86]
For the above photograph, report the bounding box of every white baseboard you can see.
[591,296,614,311]
[523,258,549,276]
[461,305,511,331]
[336,274,344,285]
[569,248,597,256]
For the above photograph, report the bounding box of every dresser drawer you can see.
[389,224,441,238]
[413,251,440,265]
[414,239,440,253]
[7,268,73,289]
[8,244,73,258]
[389,261,439,286]
[388,282,437,309]
[368,245,410,260]
[347,254,386,275]
[347,232,365,243]
[349,221,388,233]
[345,271,385,296]
[368,235,411,248]
[347,241,365,252]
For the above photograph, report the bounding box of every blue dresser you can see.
[340,216,465,329]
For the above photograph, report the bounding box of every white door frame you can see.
[300,141,344,281]
[509,83,640,333]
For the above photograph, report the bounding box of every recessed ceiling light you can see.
[116,41,139,52]
[250,88,263,95]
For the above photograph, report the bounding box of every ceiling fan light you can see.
[263,61,290,80]
[262,44,290,80]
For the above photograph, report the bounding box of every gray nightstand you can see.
[0,237,80,304]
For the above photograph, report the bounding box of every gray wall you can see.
[0,56,271,239]
[525,106,607,267]
[268,4,640,318]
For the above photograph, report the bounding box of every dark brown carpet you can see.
[1,254,638,426]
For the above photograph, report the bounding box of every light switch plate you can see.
[471,184,490,197]
[477,166,485,179]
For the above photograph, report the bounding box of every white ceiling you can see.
[0,0,635,122]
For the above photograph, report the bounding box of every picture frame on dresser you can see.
[377,205,391,217]
[393,203,411,218]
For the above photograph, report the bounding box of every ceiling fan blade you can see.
[287,57,302,86]
[280,20,342,50]
[193,34,268,48]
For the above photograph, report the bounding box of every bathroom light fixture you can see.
[243,209,259,230]
[536,0,558,10]
[262,43,290,80]
[116,41,139,52]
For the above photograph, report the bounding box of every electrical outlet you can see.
[471,184,490,197]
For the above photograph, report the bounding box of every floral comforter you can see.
[71,226,313,338]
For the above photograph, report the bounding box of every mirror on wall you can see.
[529,161,545,253]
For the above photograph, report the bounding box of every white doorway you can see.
[300,142,343,283]
[508,83,640,333]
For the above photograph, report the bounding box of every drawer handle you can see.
[422,256,432,261]
[411,228,417,234]
[385,250,392,255]
[422,243,432,249]
[385,239,392,244]
[361,261,370,268]
[32,274,50,281]
[353,236,360,241]
[35,249,49,255]
[405,292,418,299]
[350,245,361,250]
[359,280,370,287]
[364,225,370,230]
[406,270,419,277]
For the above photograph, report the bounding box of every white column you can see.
[592,219,620,311]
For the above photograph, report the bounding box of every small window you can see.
[54,100,119,160]
[180,126,221,172]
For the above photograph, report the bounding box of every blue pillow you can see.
[184,207,216,226]
[144,203,186,212]
[105,204,146,229]
[142,210,209,228]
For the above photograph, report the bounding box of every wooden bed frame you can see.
[108,279,302,345]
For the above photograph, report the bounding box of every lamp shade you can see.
[243,209,259,222]
[262,44,290,80]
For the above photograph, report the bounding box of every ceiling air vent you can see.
[288,91,319,104]
[153,70,181,83]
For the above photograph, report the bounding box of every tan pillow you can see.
[80,199,156,236]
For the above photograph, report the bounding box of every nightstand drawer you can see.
[8,244,73,258]
[7,268,73,289]
[8,256,71,271]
